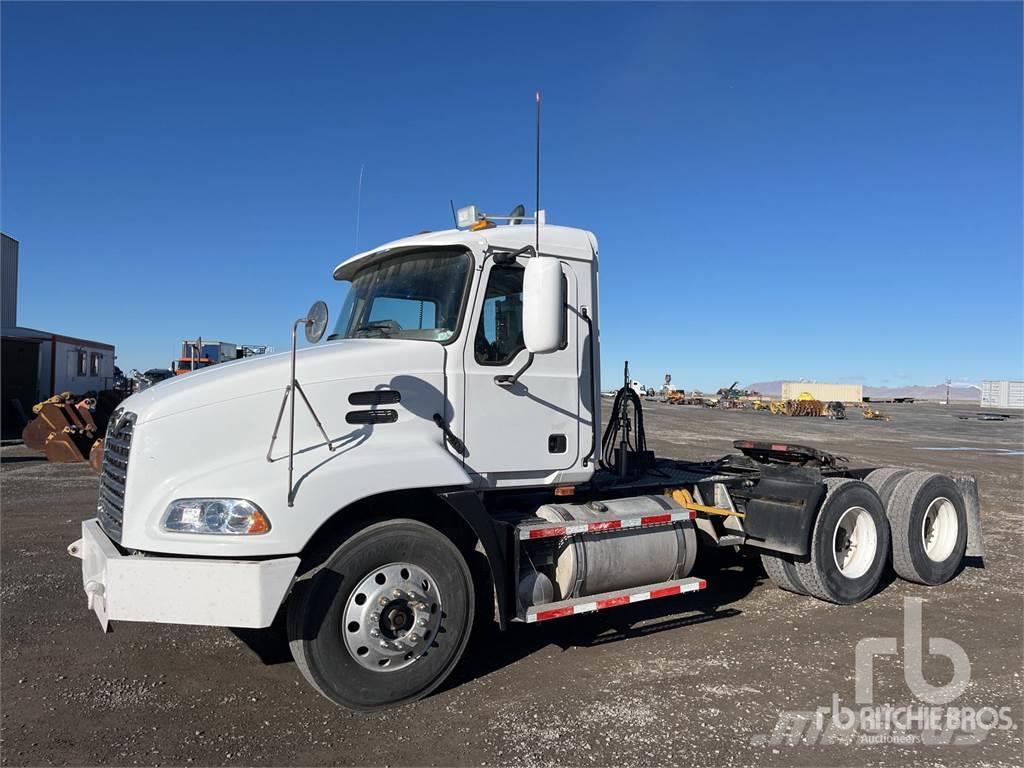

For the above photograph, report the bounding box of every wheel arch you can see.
[294,487,511,630]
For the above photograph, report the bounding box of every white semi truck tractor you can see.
[69,207,984,711]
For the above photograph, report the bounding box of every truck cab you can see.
[331,222,600,487]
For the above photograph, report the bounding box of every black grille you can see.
[97,410,135,542]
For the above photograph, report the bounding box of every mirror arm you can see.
[491,244,537,265]
[494,352,535,388]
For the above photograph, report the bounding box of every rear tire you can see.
[887,472,967,585]
[287,519,475,711]
[793,479,890,604]
[760,553,807,595]
[864,467,912,507]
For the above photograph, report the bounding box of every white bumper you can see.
[68,519,301,631]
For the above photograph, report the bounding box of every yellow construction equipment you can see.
[665,389,686,405]
[863,407,891,422]
[787,398,825,416]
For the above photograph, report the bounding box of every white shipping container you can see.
[981,380,1024,408]
[781,382,864,403]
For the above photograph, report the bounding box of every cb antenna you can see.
[535,90,541,255]
[354,163,365,250]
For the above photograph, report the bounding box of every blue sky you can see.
[3,2,1021,391]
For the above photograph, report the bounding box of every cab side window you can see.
[475,265,525,365]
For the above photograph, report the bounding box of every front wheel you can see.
[287,519,475,710]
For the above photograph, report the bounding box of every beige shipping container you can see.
[781,382,864,403]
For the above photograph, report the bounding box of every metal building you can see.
[1,233,117,434]
[981,380,1024,409]
[1,234,18,328]
[781,382,864,403]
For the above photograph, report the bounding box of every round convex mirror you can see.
[304,300,330,344]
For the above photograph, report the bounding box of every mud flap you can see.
[952,474,985,559]
[741,476,827,558]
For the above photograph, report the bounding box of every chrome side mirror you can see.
[304,300,329,344]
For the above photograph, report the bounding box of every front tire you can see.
[793,479,890,604]
[287,519,475,711]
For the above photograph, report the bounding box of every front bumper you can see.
[68,519,300,631]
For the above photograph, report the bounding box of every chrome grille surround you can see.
[96,409,136,542]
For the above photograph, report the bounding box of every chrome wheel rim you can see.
[832,506,878,579]
[343,562,442,672]
[922,497,958,562]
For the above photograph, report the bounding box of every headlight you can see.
[162,499,271,535]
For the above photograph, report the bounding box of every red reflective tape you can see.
[534,606,575,622]
[587,520,621,533]
[529,526,565,539]
[650,585,682,599]
[596,595,631,610]
[770,444,788,452]
[640,513,672,526]
[698,579,707,590]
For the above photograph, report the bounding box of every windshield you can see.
[330,248,473,342]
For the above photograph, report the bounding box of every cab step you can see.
[523,576,706,623]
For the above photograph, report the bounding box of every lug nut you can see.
[369,629,380,638]
[378,596,388,607]
[408,634,419,642]
[418,618,427,627]
[369,612,380,622]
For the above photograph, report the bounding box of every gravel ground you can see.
[1,401,1021,767]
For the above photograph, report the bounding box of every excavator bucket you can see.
[43,430,94,463]
[20,393,110,465]
[88,438,105,473]
[21,415,51,451]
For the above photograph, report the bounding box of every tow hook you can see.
[84,580,105,611]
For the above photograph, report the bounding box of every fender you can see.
[437,489,514,630]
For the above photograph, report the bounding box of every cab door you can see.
[460,255,579,477]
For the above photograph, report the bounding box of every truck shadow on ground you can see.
[231,548,762,694]
[438,549,756,696]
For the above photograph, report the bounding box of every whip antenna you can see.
[535,90,541,254]
[355,163,365,249]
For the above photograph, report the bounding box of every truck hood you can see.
[121,339,446,424]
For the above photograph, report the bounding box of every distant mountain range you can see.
[744,381,981,402]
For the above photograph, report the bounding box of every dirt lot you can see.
[2,402,1021,767]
